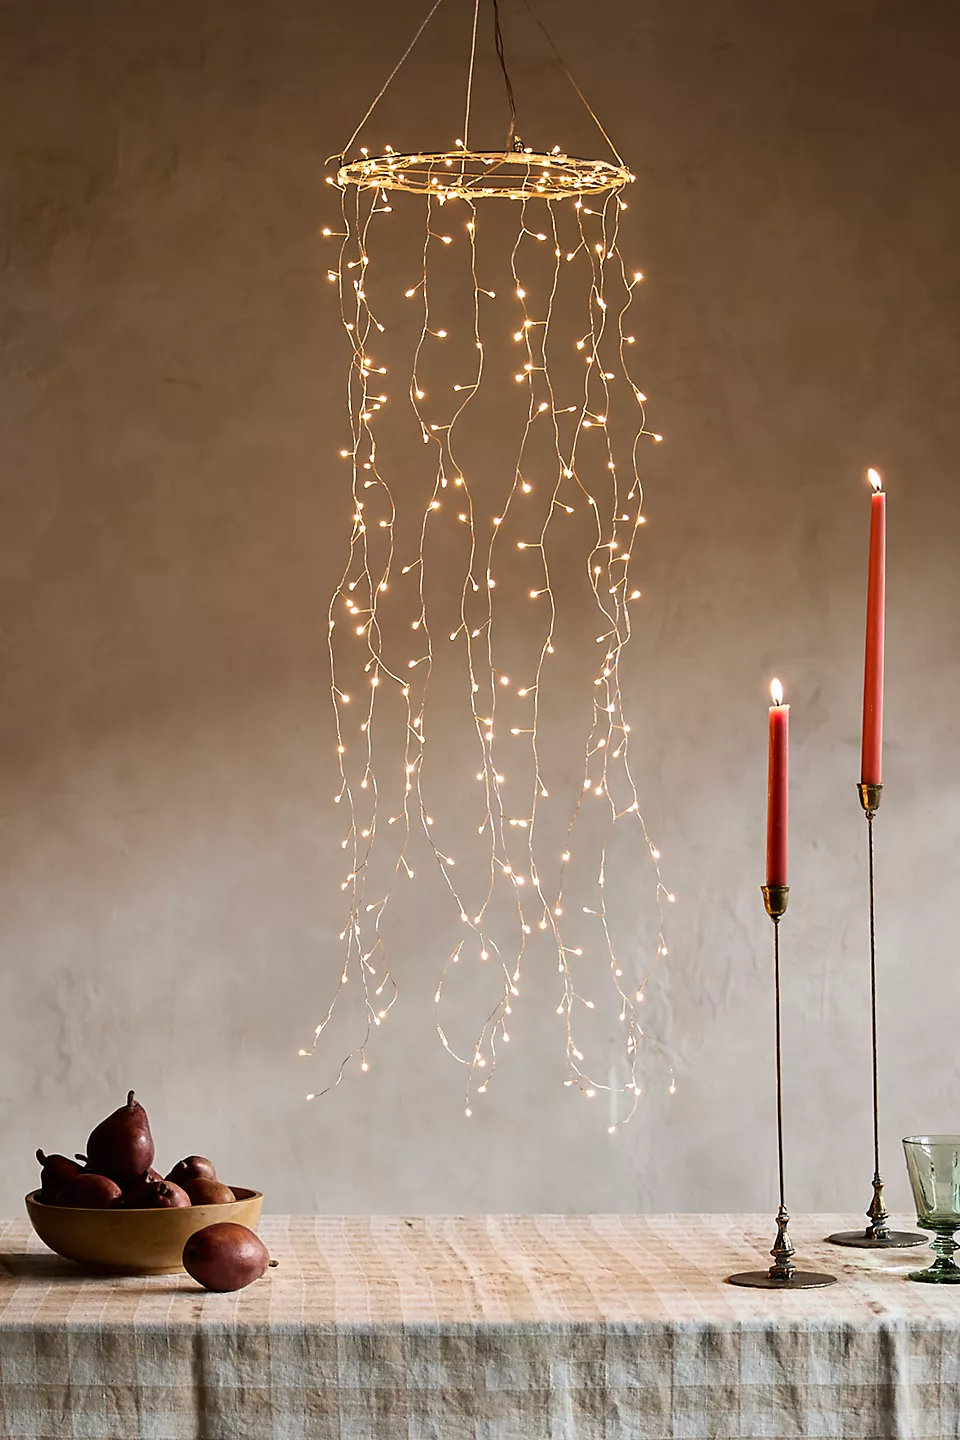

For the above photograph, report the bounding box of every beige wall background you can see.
[1,0,958,1217]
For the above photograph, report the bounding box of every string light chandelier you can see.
[301,0,675,1129]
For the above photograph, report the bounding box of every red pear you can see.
[123,1167,163,1195]
[124,1179,191,1209]
[35,1150,84,1203]
[166,1156,217,1186]
[182,1223,270,1292]
[86,1091,155,1185]
[56,1173,123,1208]
[183,1178,236,1205]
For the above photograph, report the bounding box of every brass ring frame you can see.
[336,149,634,201]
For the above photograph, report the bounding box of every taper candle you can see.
[861,469,886,787]
[766,679,789,888]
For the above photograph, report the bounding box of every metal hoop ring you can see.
[336,149,634,201]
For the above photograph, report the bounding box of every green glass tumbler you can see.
[903,1135,960,1283]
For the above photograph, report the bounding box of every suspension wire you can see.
[336,0,625,170]
[337,0,448,161]
[492,0,519,151]
[516,0,626,165]
[463,0,482,149]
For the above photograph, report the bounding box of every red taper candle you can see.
[766,679,789,888]
[860,469,886,787]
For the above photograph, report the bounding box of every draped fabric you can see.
[1,1213,956,1439]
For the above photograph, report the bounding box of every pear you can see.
[182,1223,271,1291]
[35,1150,84,1203]
[166,1156,217,1186]
[86,1091,155,1185]
[123,1166,163,1195]
[183,1178,236,1205]
[57,1173,123,1208]
[124,1178,191,1209]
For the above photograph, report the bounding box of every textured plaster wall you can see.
[1,0,959,1217]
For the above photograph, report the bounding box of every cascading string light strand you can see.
[599,184,675,1035]
[576,189,645,1112]
[606,196,675,1036]
[446,196,555,1115]
[352,179,520,1116]
[366,184,517,1115]
[312,179,384,1090]
[347,182,434,1056]
[445,189,586,1118]
[546,190,645,1120]
[539,188,674,1121]
[308,179,380,1091]
[302,175,416,1095]
[344,182,409,1056]
[405,199,500,931]
[413,194,527,1114]
[490,196,569,1091]
[427,200,524,1103]
[607,191,675,1100]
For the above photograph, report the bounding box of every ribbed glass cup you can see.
[903,1135,960,1283]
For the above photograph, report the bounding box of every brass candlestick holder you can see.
[728,885,837,1289]
[827,784,924,1249]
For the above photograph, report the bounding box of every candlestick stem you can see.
[770,912,793,1280]
[827,785,924,1250]
[728,889,836,1289]
[866,809,886,1237]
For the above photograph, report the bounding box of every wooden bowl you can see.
[25,1188,263,1275]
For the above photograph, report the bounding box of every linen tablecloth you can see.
[2,1213,959,1440]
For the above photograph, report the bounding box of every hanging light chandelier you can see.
[301,0,675,1129]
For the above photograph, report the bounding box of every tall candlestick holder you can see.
[728,885,837,1289]
[827,784,925,1249]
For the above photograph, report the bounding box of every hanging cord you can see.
[336,0,448,161]
[517,0,625,165]
[463,0,482,149]
[334,0,624,168]
[492,0,520,151]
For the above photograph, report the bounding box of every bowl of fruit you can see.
[26,1091,267,1281]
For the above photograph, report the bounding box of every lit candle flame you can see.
[867,467,883,492]
[770,678,784,706]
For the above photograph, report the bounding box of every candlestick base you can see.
[728,1205,837,1289]
[828,1229,925,1249]
[827,1173,925,1248]
[858,782,882,819]
[728,1269,838,1289]
[761,884,789,920]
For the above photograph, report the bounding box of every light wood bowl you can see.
[25,1188,263,1275]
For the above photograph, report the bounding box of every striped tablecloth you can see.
[1,1213,958,1439]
